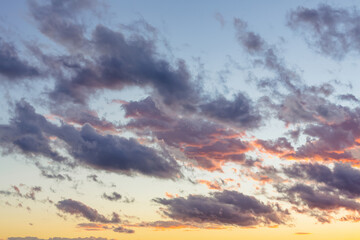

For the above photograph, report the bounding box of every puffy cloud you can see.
[154,190,289,227]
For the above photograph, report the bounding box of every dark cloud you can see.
[285,113,360,161]
[35,162,72,181]
[113,226,135,234]
[234,19,265,53]
[102,192,122,201]
[28,0,96,50]
[123,97,173,130]
[199,93,262,129]
[284,163,360,198]
[56,199,121,223]
[278,183,360,212]
[338,94,360,103]
[288,4,360,59]
[273,93,350,125]
[234,18,301,94]
[43,23,199,106]
[87,174,103,184]
[0,101,66,162]
[0,101,180,178]
[154,190,289,227]
[50,105,120,133]
[121,97,253,171]
[40,170,72,181]
[0,38,40,81]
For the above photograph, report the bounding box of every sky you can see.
[3,0,360,239]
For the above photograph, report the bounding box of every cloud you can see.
[288,4,360,59]
[76,223,110,231]
[35,20,199,106]
[132,220,224,230]
[102,192,122,201]
[8,237,111,240]
[56,199,121,223]
[76,223,135,234]
[154,190,289,227]
[338,94,360,103]
[255,137,294,155]
[0,38,40,81]
[197,180,222,190]
[278,183,360,212]
[28,0,96,50]
[284,163,360,198]
[234,19,265,53]
[0,101,180,179]
[121,97,253,171]
[214,12,225,28]
[0,185,42,201]
[113,226,134,234]
[233,18,300,93]
[50,106,120,133]
[199,93,262,129]
[87,175,103,184]
[285,115,360,162]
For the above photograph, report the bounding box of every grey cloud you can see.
[154,190,289,227]
[102,192,122,201]
[28,0,96,50]
[199,93,262,129]
[0,38,40,81]
[56,199,121,223]
[113,226,135,234]
[0,101,180,179]
[284,163,360,198]
[278,183,360,212]
[288,4,360,59]
[46,24,199,106]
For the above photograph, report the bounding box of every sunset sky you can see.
[3,1,360,240]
